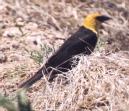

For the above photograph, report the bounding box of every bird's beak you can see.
[96,15,111,22]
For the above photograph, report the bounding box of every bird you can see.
[19,12,111,88]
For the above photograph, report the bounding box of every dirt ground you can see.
[0,0,129,111]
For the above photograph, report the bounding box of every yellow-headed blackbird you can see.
[20,12,111,88]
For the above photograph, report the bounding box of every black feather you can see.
[19,26,98,88]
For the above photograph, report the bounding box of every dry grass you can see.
[27,52,129,111]
[0,0,129,111]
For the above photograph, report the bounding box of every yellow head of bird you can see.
[83,12,111,34]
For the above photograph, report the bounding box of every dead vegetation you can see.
[0,0,129,111]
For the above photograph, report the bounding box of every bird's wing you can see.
[58,28,97,55]
[45,28,97,68]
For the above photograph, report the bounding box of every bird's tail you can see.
[19,67,45,88]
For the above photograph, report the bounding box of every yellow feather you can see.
[83,12,101,34]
